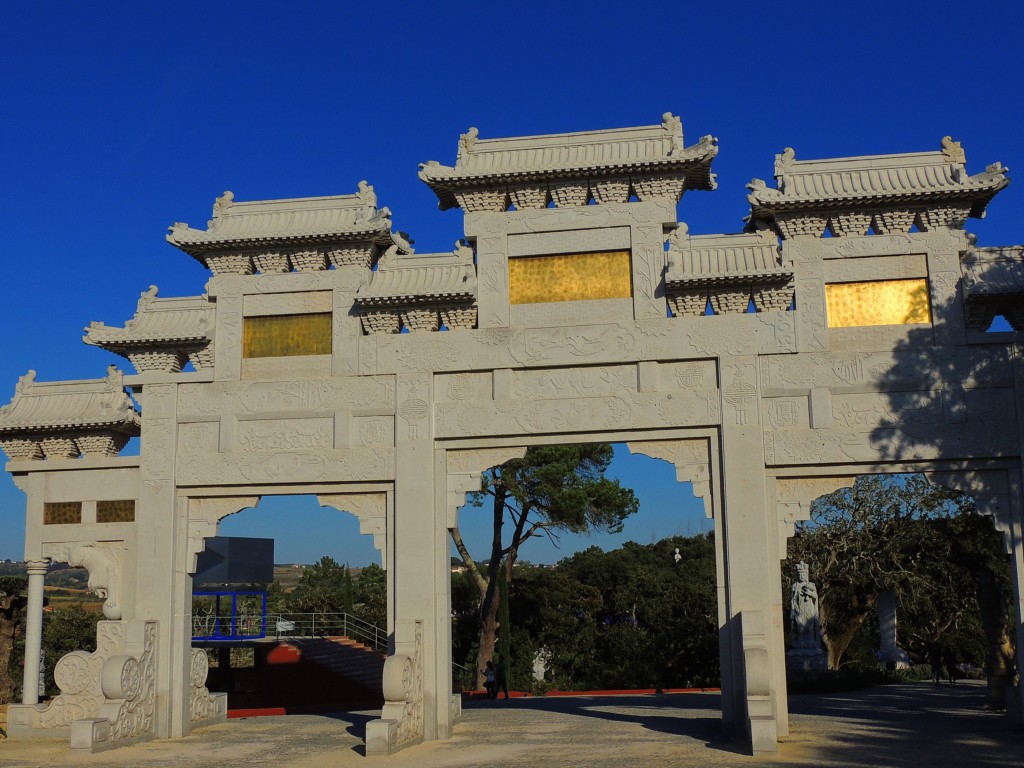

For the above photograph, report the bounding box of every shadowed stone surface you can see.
[2,682,1021,767]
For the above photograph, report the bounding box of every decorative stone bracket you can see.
[42,542,124,620]
[8,620,158,753]
[774,478,854,559]
[186,496,261,573]
[318,492,389,566]
[365,619,423,756]
[445,447,527,528]
[627,439,712,518]
[774,470,1016,558]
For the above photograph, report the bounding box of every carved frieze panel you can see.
[140,418,175,482]
[181,422,218,453]
[434,389,720,439]
[796,278,828,352]
[658,360,717,391]
[235,418,334,452]
[829,391,942,429]
[176,446,395,486]
[434,372,492,402]
[353,416,395,447]
[763,397,809,430]
[759,347,1014,395]
[764,424,1017,467]
[513,365,638,399]
[721,358,759,427]
[178,376,394,418]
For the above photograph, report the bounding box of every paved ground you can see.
[1,681,1020,767]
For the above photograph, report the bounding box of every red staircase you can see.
[210,636,385,715]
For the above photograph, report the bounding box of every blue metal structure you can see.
[191,591,267,641]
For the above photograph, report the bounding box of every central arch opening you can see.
[192,494,387,715]
[449,441,719,705]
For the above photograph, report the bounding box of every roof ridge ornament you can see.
[775,147,797,186]
[458,127,479,161]
[208,191,234,228]
[941,135,966,165]
[662,112,684,157]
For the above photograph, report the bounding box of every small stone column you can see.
[876,590,910,668]
[21,559,48,705]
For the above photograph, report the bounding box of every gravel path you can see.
[1,681,1020,767]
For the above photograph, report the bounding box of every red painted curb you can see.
[460,687,721,700]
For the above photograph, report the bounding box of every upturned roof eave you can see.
[83,333,211,347]
[420,152,717,186]
[353,291,477,307]
[166,224,394,257]
[666,269,793,287]
[0,411,142,433]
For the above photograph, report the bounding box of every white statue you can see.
[673,547,682,564]
[789,561,821,650]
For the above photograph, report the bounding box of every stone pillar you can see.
[718,355,778,752]
[763,483,789,738]
[1008,472,1024,722]
[390,372,450,742]
[20,559,48,705]
[877,590,910,668]
[133,382,191,739]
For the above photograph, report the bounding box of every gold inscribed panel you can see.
[97,499,135,523]
[44,502,82,525]
[243,313,332,358]
[509,251,632,304]
[825,279,930,328]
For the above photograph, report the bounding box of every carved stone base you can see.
[8,620,158,753]
[365,620,423,756]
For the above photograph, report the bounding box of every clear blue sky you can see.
[1,2,1021,564]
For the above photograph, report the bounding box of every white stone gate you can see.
[2,115,1022,754]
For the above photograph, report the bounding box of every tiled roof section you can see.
[962,246,1024,297]
[747,138,1009,218]
[166,182,399,257]
[0,368,140,434]
[419,114,718,209]
[355,243,477,306]
[666,228,791,287]
[84,287,213,348]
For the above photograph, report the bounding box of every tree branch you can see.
[449,526,487,598]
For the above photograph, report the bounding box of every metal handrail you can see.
[266,612,388,652]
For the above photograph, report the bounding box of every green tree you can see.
[354,563,387,630]
[0,577,27,704]
[41,604,101,697]
[286,556,355,633]
[450,444,638,687]
[786,475,1013,677]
